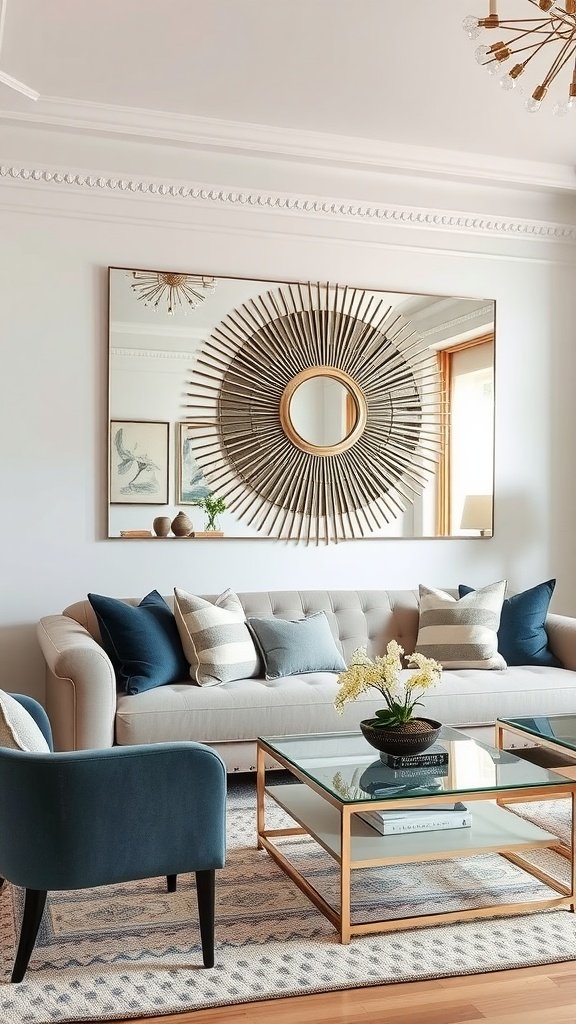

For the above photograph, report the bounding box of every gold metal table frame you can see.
[256,737,576,944]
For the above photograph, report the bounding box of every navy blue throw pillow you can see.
[458,580,561,668]
[88,590,189,695]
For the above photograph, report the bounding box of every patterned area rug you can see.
[1,781,575,1023]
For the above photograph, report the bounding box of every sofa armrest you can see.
[37,615,116,751]
[546,614,576,671]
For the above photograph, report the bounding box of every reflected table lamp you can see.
[460,494,493,537]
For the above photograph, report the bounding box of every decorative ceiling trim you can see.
[110,347,194,361]
[1,96,575,193]
[2,162,576,243]
[419,304,495,339]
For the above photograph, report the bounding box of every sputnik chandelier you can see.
[129,271,216,315]
[463,0,576,113]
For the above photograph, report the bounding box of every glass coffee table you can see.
[498,715,576,789]
[256,727,576,943]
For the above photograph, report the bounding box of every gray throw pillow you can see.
[247,611,346,680]
[0,691,50,752]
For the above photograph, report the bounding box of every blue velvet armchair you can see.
[0,695,226,983]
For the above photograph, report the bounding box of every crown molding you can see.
[2,161,576,244]
[1,95,576,193]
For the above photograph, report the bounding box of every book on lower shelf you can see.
[381,743,449,770]
[359,802,472,836]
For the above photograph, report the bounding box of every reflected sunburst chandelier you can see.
[129,271,216,315]
[463,0,576,114]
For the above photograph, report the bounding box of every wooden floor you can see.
[115,963,576,1024]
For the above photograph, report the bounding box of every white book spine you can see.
[359,812,472,835]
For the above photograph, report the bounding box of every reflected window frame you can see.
[436,333,495,537]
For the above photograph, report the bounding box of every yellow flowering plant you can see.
[334,640,442,728]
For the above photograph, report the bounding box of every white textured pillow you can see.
[415,581,507,670]
[174,588,259,687]
[0,691,50,751]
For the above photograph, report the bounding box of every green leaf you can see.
[371,711,401,728]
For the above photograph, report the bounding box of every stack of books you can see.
[358,742,472,834]
[359,743,450,797]
[380,742,449,771]
[359,801,472,836]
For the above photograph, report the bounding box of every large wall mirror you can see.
[108,268,495,542]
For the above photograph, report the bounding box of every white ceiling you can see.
[1,0,576,169]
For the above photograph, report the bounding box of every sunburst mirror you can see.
[107,270,495,542]
[187,282,442,543]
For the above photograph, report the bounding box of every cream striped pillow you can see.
[415,581,507,670]
[174,588,259,687]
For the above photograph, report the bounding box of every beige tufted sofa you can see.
[37,589,576,772]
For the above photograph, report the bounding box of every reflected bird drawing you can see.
[114,428,160,494]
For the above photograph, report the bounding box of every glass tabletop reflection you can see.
[259,727,569,804]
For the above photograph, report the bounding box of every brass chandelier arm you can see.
[485,26,563,71]
[527,0,576,27]
[542,39,576,86]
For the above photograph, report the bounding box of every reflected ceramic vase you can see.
[359,717,441,756]
[153,516,171,537]
[171,511,194,537]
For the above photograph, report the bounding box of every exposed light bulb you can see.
[462,14,482,39]
[553,97,574,116]
[487,60,505,76]
[500,74,517,91]
[525,97,542,112]
[475,44,491,63]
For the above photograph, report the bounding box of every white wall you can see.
[2,133,576,700]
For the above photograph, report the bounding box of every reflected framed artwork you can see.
[109,420,169,505]
[176,422,211,505]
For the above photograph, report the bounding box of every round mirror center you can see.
[288,376,357,448]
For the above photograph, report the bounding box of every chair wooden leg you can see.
[11,888,47,983]
[195,869,215,968]
[166,874,177,893]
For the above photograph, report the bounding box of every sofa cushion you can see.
[247,611,346,680]
[174,588,259,687]
[87,590,189,695]
[0,690,50,751]
[459,580,561,668]
[415,582,507,670]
